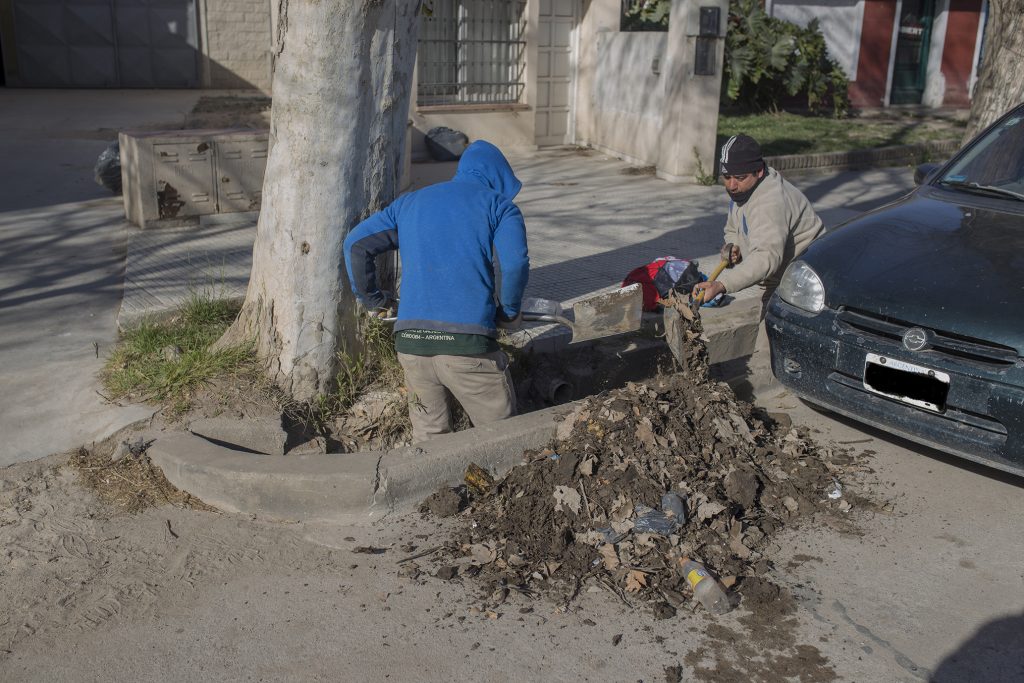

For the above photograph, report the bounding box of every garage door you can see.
[11,0,198,87]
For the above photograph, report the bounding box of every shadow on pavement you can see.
[931,612,1024,682]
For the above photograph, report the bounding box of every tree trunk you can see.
[962,0,1024,143]
[218,0,420,401]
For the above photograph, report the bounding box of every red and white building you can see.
[767,0,988,108]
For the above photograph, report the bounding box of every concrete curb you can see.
[150,402,574,523]
[148,295,766,523]
[766,139,960,173]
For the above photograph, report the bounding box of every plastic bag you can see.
[93,141,122,194]
[633,492,688,535]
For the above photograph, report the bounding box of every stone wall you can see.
[201,0,273,90]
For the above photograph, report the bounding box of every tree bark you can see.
[963,0,1024,143]
[219,0,420,401]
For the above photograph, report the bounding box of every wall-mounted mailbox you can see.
[694,6,721,76]
[120,129,269,229]
[699,7,720,36]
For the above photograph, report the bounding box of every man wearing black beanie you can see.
[692,134,825,391]
[693,134,824,314]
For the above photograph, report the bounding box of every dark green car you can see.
[766,103,1024,476]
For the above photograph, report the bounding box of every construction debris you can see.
[422,299,871,617]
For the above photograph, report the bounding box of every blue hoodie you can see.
[344,140,529,337]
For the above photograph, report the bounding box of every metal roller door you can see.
[11,0,198,87]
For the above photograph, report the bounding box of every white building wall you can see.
[575,0,728,180]
[589,31,668,165]
[770,0,865,80]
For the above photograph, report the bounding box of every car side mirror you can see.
[914,162,941,186]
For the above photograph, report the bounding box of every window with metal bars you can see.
[417,0,527,106]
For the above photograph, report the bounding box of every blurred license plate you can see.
[863,353,950,412]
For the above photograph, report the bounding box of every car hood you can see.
[804,190,1024,354]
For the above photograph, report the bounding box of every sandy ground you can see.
[2,384,1021,682]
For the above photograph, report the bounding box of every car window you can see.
[940,113,1024,196]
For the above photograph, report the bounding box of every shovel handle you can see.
[707,258,729,283]
[377,312,574,328]
[522,312,575,330]
[693,258,729,305]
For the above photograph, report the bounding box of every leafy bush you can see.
[724,0,849,117]
[621,0,670,32]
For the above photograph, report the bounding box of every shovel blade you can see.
[568,283,644,343]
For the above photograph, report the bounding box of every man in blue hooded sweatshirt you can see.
[344,140,530,443]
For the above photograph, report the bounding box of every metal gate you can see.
[11,0,198,87]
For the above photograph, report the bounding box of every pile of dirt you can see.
[423,299,870,618]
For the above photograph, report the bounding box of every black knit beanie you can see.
[719,134,764,175]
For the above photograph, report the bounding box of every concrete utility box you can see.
[120,129,269,229]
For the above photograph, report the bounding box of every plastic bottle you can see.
[680,558,732,615]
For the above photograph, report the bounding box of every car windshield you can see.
[938,110,1024,201]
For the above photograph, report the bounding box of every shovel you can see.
[521,283,643,343]
[376,283,644,344]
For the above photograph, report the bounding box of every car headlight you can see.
[777,261,825,313]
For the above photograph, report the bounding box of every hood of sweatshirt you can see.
[453,140,522,200]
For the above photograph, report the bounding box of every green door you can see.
[890,0,935,104]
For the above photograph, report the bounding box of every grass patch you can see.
[718,111,965,157]
[102,294,254,412]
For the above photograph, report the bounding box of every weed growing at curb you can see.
[333,316,405,411]
[293,317,411,439]
[102,293,255,412]
[694,148,717,186]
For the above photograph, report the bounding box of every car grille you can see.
[837,308,1019,368]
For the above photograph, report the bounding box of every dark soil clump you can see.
[421,486,466,517]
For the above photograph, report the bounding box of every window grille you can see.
[417,0,527,106]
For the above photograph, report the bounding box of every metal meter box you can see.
[216,137,269,212]
[153,142,216,219]
[120,129,269,229]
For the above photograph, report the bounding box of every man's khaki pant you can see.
[397,351,516,443]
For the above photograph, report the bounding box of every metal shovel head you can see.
[567,283,644,343]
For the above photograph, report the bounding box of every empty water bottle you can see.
[680,558,732,615]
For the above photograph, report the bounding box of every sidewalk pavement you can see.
[0,88,917,472]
